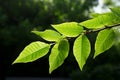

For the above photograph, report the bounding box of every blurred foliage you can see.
[0,0,97,46]
[0,0,120,80]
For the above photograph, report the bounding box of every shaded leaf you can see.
[32,30,62,42]
[13,41,50,64]
[52,22,84,37]
[73,34,91,70]
[49,39,69,73]
[94,29,115,58]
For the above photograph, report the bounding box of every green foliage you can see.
[73,34,91,70]
[80,12,120,29]
[32,30,62,42]
[52,22,84,37]
[110,7,120,17]
[49,39,69,73]
[13,41,50,64]
[13,7,120,73]
[94,29,115,58]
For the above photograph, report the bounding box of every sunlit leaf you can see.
[13,41,50,64]
[52,22,84,37]
[32,30,62,42]
[73,34,91,70]
[80,12,120,29]
[49,39,69,73]
[94,29,115,58]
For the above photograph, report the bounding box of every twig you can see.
[84,23,120,34]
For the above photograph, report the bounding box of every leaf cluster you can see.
[13,7,120,73]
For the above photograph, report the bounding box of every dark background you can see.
[0,0,120,80]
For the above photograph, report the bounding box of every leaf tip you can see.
[12,62,15,65]
[49,68,53,74]
[49,71,52,74]
[93,55,96,59]
[12,59,19,64]
[31,30,37,33]
[51,24,55,27]
[79,63,85,71]
[80,67,83,71]
[31,30,34,33]
[12,60,18,65]
[93,52,99,59]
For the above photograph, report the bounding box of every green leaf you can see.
[73,34,91,70]
[80,12,120,29]
[110,7,120,17]
[52,22,84,37]
[94,29,115,58]
[49,39,69,73]
[13,41,50,64]
[32,30,62,42]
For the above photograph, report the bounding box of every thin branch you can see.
[84,23,120,34]
[61,23,120,41]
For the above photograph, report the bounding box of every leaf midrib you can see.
[18,46,49,60]
[96,30,112,53]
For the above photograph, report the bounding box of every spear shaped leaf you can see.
[32,30,62,42]
[13,41,50,64]
[73,34,91,70]
[94,29,115,58]
[52,22,83,37]
[49,39,69,73]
